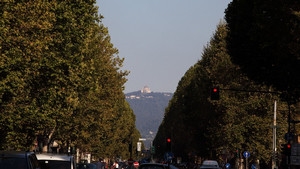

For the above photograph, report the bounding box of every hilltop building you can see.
[141,86,151,94]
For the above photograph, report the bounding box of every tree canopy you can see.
[225,0,300,102]
[0,0,140,159]
[153,22,289,167]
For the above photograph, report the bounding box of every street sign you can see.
[151,146,155,154]
[243,151,250,158]
[134,162,139,168]
[251,164,257,169]
[137,142,141,152]
[164,152,174,161]
[225,163,230,169]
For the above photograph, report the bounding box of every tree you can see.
[225,0,300,102]
[0,0,140,159]
[0,0,60,150]
[154,22,288,166]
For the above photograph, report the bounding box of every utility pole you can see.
[287,103,291,169]
[130,136,133,158]
[272,100,278,169]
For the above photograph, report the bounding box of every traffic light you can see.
[211,87,220,100]
[235,148,239,158]
[286,144,291,156]
[281,144,292,156]
[166,138,171,152]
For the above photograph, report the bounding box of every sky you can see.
[96,0,232,93]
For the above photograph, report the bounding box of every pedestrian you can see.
[97,159,104,169]
[113,161,119,169]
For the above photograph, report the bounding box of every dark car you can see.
[199,160,220,169]
[77,163,97,169]
[138,163,167,169]
[0,151,41,169]
[118,161,127,169]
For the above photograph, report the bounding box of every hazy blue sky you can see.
[96,0,232,93]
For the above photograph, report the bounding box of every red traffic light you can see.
[287,144,291,148]
[211,87,220,100]
[166,138,171,151]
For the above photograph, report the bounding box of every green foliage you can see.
[0,0,60,150]
[154,22,288,166]
[0,0,139,158]
[225,0,300,102]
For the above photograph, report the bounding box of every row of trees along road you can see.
[0,0,141,159]
[154,0,300,166]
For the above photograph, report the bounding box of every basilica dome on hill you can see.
[141,86,151,94]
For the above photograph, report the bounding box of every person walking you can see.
[97,159,104,169]
[113,161,119,169]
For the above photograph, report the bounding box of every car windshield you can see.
[39,160,71,169]
[0,157,27,169]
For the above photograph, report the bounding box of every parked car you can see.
[178,162,188,169]
[199,160,220,169]
[77,163,97,169]
[118,161,127,169]
[36,153,76,169]
[163,163,178,169]
[0,151,41,169]
[139,163,167,169]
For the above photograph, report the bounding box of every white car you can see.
[199,160,220,169]
[36,153,76,169]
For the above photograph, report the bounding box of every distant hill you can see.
[125,89,173,148]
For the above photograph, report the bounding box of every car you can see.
[138,163,167,169]
[199,160,220,169]
[118,161,127,169]
[178,162,187,169]
[36,153,76,169]
[0,151,41,169]
[77,163,97,169]
[163,163,178,169]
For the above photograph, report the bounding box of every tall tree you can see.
[225,0,300,102]
[0,0,60,150]
[0,0,140,159]
[154,23,288,167]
